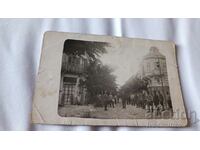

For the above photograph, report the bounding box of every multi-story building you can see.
[139,46,169,97]
[58,53,88,106]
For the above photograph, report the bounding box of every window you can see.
[155,61,160,68]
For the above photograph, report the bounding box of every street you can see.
[58,104,149,119]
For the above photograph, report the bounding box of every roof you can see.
[143,47,165,59]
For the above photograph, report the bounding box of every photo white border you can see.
[32,31,188,127]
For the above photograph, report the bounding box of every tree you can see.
[63,39,110,62]
[120,77,148,96]
[63,39,116,104]
[85,61,117,104]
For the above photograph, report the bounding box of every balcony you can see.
[62,58,88,75]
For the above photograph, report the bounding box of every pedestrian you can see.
[103,92,108,111]
[121,92,126,109]
[153,91,159,112]
[96,93,102,107]
[109,93,115,108]
[130,94,135,106]
[142,91,146,109]
[166,92,172,109]
[77,94,81,105]
[158,91,164,111]
[113,95,117,104]
[117,93,120,103]
[145,92,150,112]
[157,103,163,117]
[127,95,131,105]
[135,93,139,107]
[138,93,143,108]
[149,92,153,113]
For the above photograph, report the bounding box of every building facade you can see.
[139,47,170,100]
[58,53,88,106]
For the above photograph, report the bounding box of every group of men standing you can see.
[96,92,119,111]
[95,90,172,117]
[124,90,172,115]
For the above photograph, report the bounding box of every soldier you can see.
[153,91,159,111]
[142,91,146,109]
[77,94,81,105]
[114,95,118,104]
[102,92,108,111]
[130,94,135,106]
[145,91,149,109]
[121,91,127,109]
[166,92,172,109]
[138,93,143,108]
[158,91,164,111]
[146,92,153,113]
[134,93,139,107]
[157,103,163,117]
[109,93,115,108]
[127,95,131,105]
[96,93,102,107]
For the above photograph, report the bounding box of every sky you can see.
[99,40,147,88]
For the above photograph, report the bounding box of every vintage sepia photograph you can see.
[32,32,187,127]
[58,39,173,119]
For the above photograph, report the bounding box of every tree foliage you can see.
[63,39,110,62]
[85,60,117,97]
[63,39,116,104]
[120,77,148,95]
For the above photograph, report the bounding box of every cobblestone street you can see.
[58,104,148,119]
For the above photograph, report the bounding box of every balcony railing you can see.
[62,61,87,74]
